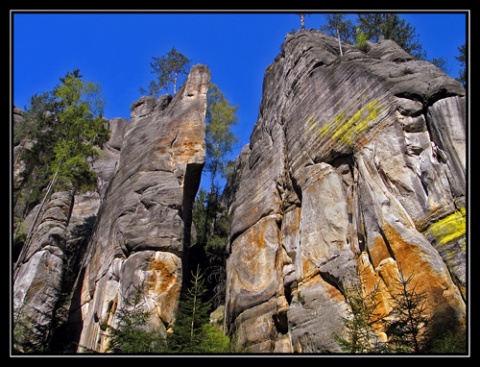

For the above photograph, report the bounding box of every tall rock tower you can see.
[224,30,466,353]
[68,64,211,352]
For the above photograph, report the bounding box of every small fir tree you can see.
[455,43,467,88]
[382,272,430,353]
[334,279,388,353]
[107,287,167,353]
[168,265,230,353]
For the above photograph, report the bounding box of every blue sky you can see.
[11,10,468,191]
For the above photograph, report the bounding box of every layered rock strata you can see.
[224,30,466,353]
[67,64,210,352]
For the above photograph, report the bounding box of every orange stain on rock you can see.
[146,257,177,294]
[356,223,465,334]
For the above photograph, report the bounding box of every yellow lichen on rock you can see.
[423,207,466,246]
[304,98,384,149]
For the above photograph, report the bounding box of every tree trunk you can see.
[336,27,344,57]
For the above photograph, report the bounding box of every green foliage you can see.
[455,43,467,88]
[196,324,231,353]
[383,272,429,353]
[192,188,209,244]
[192,186,230,308]
[105,276,231,354]
[355,27,370,51]
[334,280,388,353]
[107,288,168,353]
[168,265,210,352]
[430,57,449,74]
[16,69,109,204]
[168,265,230,353]
[321,13,356,45]
[13,306,58,354]
[13,309,41,354]
[206,83,239,186]
[356,13,425,59]
[424,330,467,354]
[140,47,191,97]
[335,271,464,354]
[204,83,238,237]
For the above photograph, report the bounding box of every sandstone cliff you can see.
[69,65,210,352]
[223,30,466,353]
[13,64,211,353]
[12,29,467,355]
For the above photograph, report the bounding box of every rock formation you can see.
[12,29,467,355]
[68,64,210,352]
[13,64,211,353]
[223,30,466,353]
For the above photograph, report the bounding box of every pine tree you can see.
[140,47,191,97]
[320,13,356,56]
[336,270,438,354]
[107,287,168,353]
[382,272,430,353]
[357,13,425,59]
[455,43,467,88]
[168,265,229,353]
[13,69,109,276]
[334,279,388,353]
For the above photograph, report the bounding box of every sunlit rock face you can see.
[69,64,210,353]
[224,30,466,353]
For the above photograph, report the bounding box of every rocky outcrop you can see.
[12,29,466,355]
[224,30,466,353]
[68,64,210,352]
[13,191,72,351]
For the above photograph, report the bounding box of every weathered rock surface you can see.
[224,30,466,353]
[13,191,72,350]
[12,29,467,355]
[68,64,210,352]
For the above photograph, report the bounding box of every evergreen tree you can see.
[168,265,230,353]
[357,13,425,59]
[14,92,58,215]
[320,13,356,56]
[334,278,388,353]
[14,69,109,274]
[107,287,168,353]
[192,188,209,245]
[382,272,430,353]
[140,47,191,97]
[430,57,449,74]
[455,43,467,88]
[336,271,438,354]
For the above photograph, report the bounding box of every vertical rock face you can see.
[13,191,72,350]
[68,64,210,352]
[224,31,466,353]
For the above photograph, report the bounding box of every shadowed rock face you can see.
[224,30,466,353]
[68,64,210,352]
[13,191,72,351]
